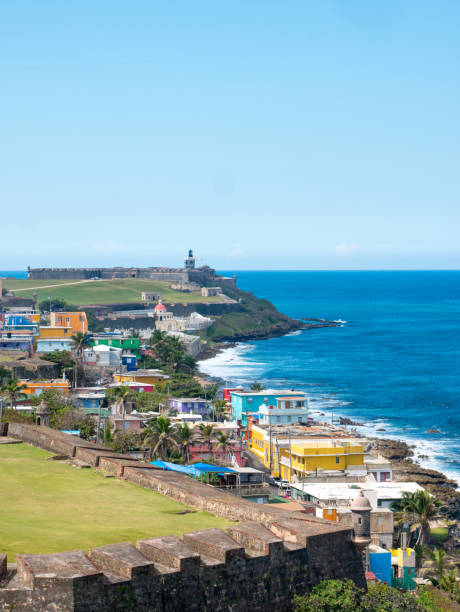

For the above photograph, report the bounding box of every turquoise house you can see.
[231,389,308,426]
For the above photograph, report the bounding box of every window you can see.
[335,456,340,464]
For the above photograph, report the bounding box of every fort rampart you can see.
[0,424,366,611]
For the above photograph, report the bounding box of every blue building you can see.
[369,545,392,585]
[231,389,308,426]
[121,354,137,371]
[169,397,210,417]
[36,338,74,353]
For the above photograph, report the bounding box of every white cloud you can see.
[335,243,358,255]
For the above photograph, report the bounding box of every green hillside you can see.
[3,278,224,305]
[203,285,303,342]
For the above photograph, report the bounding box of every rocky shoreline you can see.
[198,318,341,361]
[197,324,460,520]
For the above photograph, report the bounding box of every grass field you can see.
[2,278,224,305]
[0,443,231,561]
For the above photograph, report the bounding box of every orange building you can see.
[20,379,70,396]
[50,312,88,335]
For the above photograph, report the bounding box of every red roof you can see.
[154,303,167,312]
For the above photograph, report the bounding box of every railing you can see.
[217,483,269,491]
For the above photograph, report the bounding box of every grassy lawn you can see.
[0,443,231,561]
[430,526,449,545]
[2,278,224,305]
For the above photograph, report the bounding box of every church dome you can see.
[154,302,167,313]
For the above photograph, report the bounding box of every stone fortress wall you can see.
[0,424,366,612]
[27,266,236,289]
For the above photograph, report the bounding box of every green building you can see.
[91,336,141,357]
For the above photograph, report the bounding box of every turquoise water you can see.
[201,271,460,482]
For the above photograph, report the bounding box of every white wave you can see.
[198,343,267,383]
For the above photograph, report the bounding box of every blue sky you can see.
[1,1,459,270]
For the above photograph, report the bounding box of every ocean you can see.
[200,271,460,484]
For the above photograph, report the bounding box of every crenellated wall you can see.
[0,424,366,611]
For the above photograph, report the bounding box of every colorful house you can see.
[369,545,392,585]
[258,396,309,426]
[0,336,34,355]
[114,369,169,386]
[279,440,365,481]
[169,398,210,418]
[20,379,70,397]
[231,389,308,426]
[250,423,365,480]
[121,354,137,371]
[50,312,88,335]
[91,336,140,357]
[390,547,416,591]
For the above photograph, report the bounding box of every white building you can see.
[258,396,309,426]
[291,481,424,510]
[83,344,121,367]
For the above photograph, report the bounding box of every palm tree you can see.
[211,400,227,422]
[198,424,215,448]
[214,431,232,462]
[0,378,26,408]
[70,332,90,387]
[111,385,134,430]
[424,548,459,600]
[392,490,443,547]
[142,416,179,460]
[250,382,265,392]
[175,423,194,463]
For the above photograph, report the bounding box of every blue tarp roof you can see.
[150,460,235,477]
[190,462,235,474]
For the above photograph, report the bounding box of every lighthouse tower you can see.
[184,249,196,270]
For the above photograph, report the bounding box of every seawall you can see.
[0,424,366,611]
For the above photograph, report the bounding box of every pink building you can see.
[188,439,246,467]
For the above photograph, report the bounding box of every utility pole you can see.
[288,428,293,484]
[269,425,273,475]
[96,402,101,444]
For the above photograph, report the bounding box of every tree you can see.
[42,350,76,382]
[73,415,96,440]
[175,423,194,463]
[109,431,141,454]
[293,580,427,612]
[214,431,232,461]
[70,332,91,387]
[0,365,11,386]
[198,423,215,446]
[38,298,76,313]
[142,416,179,460]
[424,548,460,602]
[211,400,227,422]
[108,386,134,429]
[293,579,362,612]
[392,490,443,547]
[0,378,27,408]
[250,382,265,392]
[361,583,427,611]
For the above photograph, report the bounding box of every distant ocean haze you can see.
[203,270,460,482]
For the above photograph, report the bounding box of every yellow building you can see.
[20,379,70,397]
[113,369,169,386]
[39,326,74,339]
[250,424,364,481]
